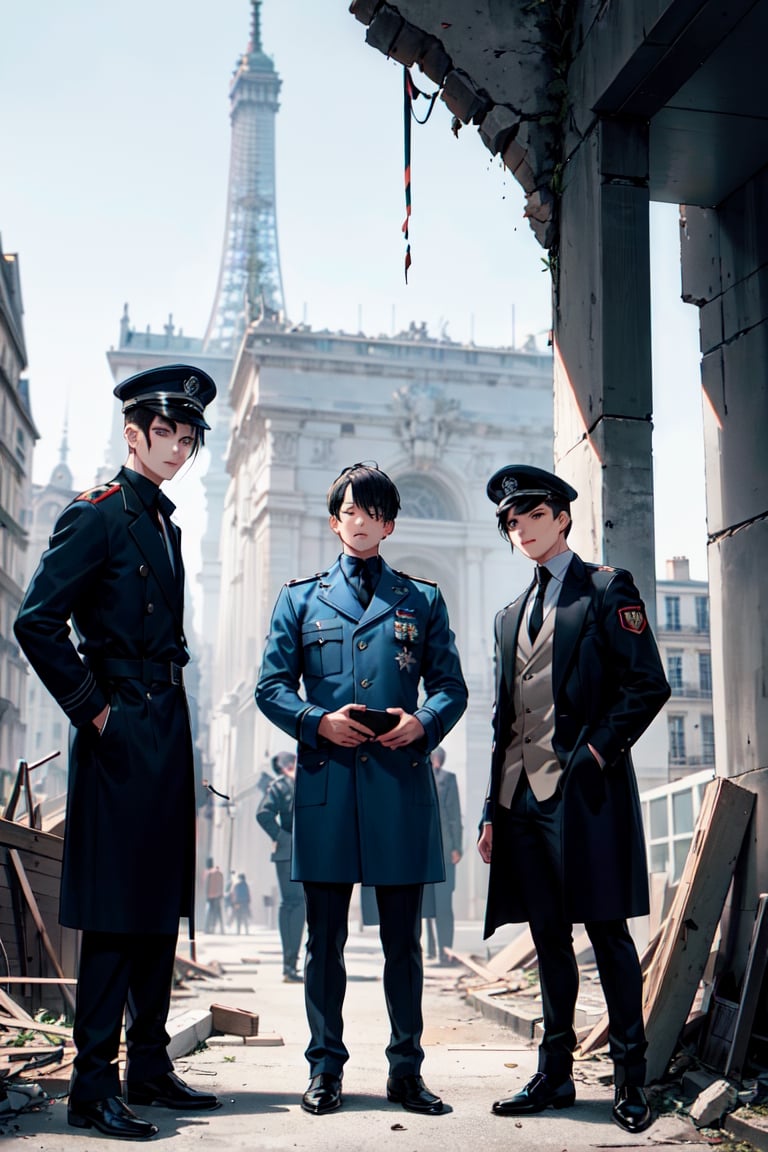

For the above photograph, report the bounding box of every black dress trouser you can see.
[507,777,647,1087]
[303,881,424,1077]
[70,930,177,1102]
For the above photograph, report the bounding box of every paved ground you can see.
[1,921,730,1149]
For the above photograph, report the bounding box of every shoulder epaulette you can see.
[75,482,121,505]
[394,570,438,587]
[287,571,328,587]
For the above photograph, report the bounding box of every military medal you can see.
[395,646,417,673]
[394,608,419,644]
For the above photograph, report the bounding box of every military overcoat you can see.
[483,553,670,935]
[14,467,195,934]
[255,557,468,885]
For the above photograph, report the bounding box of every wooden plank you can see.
[442,948,499,981]
[8,850,76,1014]
[485,929,536,977]
[0,1014,73,1039]
[0,977,77,985]
[0,819,63,862]
[210,1003,259,1037]
[0,988,35,1021]
[643,777,755,1083]
[725,894,768,1082]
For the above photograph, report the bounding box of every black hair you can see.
[496,494,572,541]
[124,405,202,458]
[327,463,401,522]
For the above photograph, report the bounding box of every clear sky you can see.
[1,0,707,622]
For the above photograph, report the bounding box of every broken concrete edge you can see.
[349,0,558,251]
[464,987,543,1042]
[166,1009,213,1063]
[726,1107,768,1152]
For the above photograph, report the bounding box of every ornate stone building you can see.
[208,320,553,918]
[0,237,38,797]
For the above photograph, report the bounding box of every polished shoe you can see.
[283,969,304,983]
[68,1095,159,1139]
[612,1085,653,1133]
[301,1073,342,1114]
[387,1074,444,1115]
[127,1071,220,1111]
[492,1072,576,1115]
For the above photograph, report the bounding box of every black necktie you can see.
[528,565,552,644]
[350,558,373,609]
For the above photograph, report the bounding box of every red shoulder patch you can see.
[76,482,121,505]
[618,605,647,634]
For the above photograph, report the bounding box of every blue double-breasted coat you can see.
[255,557,468,886]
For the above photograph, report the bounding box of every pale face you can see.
[125,416,196,486]
[330,483,394,558]
[504,502,570,564]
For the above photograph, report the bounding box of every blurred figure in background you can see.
[257,751,305,982]
[423,747,463,964]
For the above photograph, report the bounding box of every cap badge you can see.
[501,476,518,496]
[183,375,199,396]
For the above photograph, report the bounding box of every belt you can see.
[98,658,185,687]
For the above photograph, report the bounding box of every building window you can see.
[701,714,715,764]
[668,715,686,764]
[665,596,681,631]
[396,474,457,521]
[695,596,709,633]
[698,652,712,695]
[667,651,684,694]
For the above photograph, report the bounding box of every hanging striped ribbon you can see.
[402,68,439,284]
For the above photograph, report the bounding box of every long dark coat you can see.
[255,557,468,885]
[14,467,195,934]
[483,553,670,936]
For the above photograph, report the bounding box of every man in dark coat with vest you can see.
[256,463,467,1118]
[256,751,305,982]
[477,465,670,1135]
[14,365,219,1139]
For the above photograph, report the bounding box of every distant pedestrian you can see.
[203,857,225,934]
[232,873,251,934]
[257,752,305,982]
[423,747,463,965]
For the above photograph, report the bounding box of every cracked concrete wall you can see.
[682,179,768,780]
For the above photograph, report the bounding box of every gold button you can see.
[360,754,369,763]
[360,679,371,688]
[358,640,367,650]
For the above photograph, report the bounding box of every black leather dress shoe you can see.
[387,1074,444,1115]
[127,1071,220,1110]
[612,1085,652,1133]
[301,1073,342,1114]
[68,1095,159,1139]
[492,1072,576,1116]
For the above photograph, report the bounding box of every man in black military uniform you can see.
[15,365,219,1140]
[478,465,670,1135]
[256,751,305,982]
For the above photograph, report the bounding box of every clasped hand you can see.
[317,704,425,749]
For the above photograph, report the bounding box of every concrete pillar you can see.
[554,118,657,607]
[681,174,768,781]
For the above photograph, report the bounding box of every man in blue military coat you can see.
[477,465,670,1135]
[256,463,467,1117]
[15,365,219,1139]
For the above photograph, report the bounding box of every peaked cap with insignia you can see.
[486,464,578,518]
[114,364,217,431]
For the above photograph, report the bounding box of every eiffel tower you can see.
[204,0,286,352]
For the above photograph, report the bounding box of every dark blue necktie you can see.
[350,558,373,608]
[528,565,551,644]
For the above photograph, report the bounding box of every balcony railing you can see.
[668,682,712,699]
